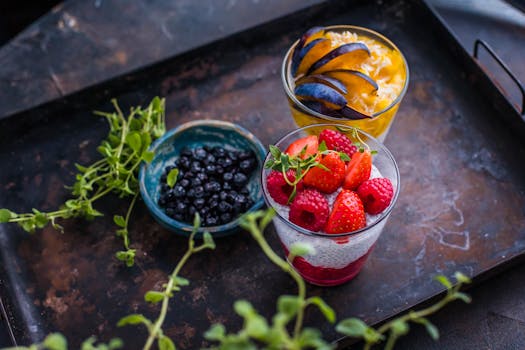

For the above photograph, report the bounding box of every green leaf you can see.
[144,290,165,303]
[413,317,439,340]
[158,335,175,350]
[142,150,155,163]
[0,209,16,223]
[277,295,301,319]
[454,271,472,284]
[290,242,316,258]
[126,132,142,153]
[193,213,201,230]
[280,153,290,170]
[318,140,327,152]
[307,296,336,323]
[234,300,254,317]
[336,318,371,339]
[299,328,331,349]
[245,314,269,340]
[390,319,409,336]
[269,145,281,160]
[167,168,179,188]
[202,231,216,250]
[339,152,351,161]
[172,276,190,287]
[434,275,452,289]
[454,292,472,304]
[113,215,126,228]
[204,324,226,341]
[108,338,124,349]
[42,333,67,350]
[117,314,150,327]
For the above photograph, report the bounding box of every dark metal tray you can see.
[1,0,524,348]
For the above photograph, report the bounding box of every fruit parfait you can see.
[282,25,409,142]
[262,124,399,286]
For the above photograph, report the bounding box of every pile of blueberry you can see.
[158,145,258,227]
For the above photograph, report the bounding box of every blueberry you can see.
[222,182,232,190]
[239,159,256,173]
[209,200,219,209]
[191,161,202,173]
[218,201,232,213]
[227,152,238,162]
[196,173,208,182]
[178,157,190,170]
[205,216,218,226]
[215,166,224,175]
[183,171,194,179]
[166,189,175,200]
[223,157,233,169]
[205,164,217,175]
[205,181,221,193]
[211,194,219,201]
[244,198,254,210]
[160,183,170,193]
[194,186,204,198]
[212,146,226,158]
[173,185,186,198]
[194,198,206,209]
[158,197,167,206]
[199,207,210,218]
[204,154,216,165]
[175,202,187,213]
[223,172,233,182]
[180,179,190,188]
[240,188,250,195]
[191,178,202,187]
[186,188,195,198]
[219,191,228,201]
[233,173,248,188]
[166,207,175,216]
[167,200,177,208]
[174,213,184,221]
[188,206,196,217]
[220,213,232,224]
[194,147,207,160]
[204,145,213,152]
[238,150,254,160]
[227,190,238,203]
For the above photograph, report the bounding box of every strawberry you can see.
[325,190,366,234]
[319,129,358,158]
[285,135,319,159]
[289,189,329,232]
[357,178,394,214]
[266,170,304,205]
[343,150,372,190]
[303,151,346,193]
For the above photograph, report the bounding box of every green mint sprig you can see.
[264,143,350,203]
[0,97,166,267]
[1,332,123,350]
[118,214,215,350]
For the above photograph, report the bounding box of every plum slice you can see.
[294,82,347,110]
[292,39,332,77]
[339,105,373,120]
[291,27,325,74]
[307,42,370,75]
[325,69,378,94]
[295,74,347,95]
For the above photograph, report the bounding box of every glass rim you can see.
[261,123,401,238]
[281,24,410,120]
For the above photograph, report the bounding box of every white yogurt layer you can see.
[271,165,391,269]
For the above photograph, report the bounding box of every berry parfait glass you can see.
[261,124,400,286]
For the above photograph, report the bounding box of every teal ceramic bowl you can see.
[139,120,266,237]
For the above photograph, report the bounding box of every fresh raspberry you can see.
[289,189,329,232]
[319,129,358,158]
[325,190,366,234]
[266,170,303,205]
[303,151,346,193]
[357,178,394,214]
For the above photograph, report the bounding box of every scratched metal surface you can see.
[0,0,525,349]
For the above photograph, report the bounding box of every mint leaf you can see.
[202,231,216,250]
[158,335,175,350]
[167,168,179,188]
[42,333,67,350]
[126,132,142,153]
[0,209,16,223]
[434,275,452,289]
[113,215,126,228]
[307,296,336,323]
[454,271,471,284]
[204,324,226,341]
[318,140,327,152]
[277,295,301,318]
[269,145,281,160]
[117,314,150,327]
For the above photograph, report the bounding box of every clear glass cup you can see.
[261,124,400,286]
[282,25,409,142]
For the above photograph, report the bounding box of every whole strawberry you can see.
[289,189,329,232]
[266,170,304,205]
[319,129,358,158]
[325,190,366,234]
[357,178,394,214]
[303,151,346,193]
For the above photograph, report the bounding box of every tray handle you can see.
[473,39,525,115]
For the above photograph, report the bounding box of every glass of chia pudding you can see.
[262,124,400,286]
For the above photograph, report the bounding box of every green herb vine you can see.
[0,97,166,266]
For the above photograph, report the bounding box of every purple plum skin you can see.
[291,38,327,76]
[296,74,348,95]
[306,42,370,75]
[290,27,325,75]
[294,83,347,109]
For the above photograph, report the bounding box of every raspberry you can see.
[289,189,329,232]
[319,129,357,158]
[357,178,394,214]
[266,170,303,205]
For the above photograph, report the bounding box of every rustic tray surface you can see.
[1,0,524,348]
